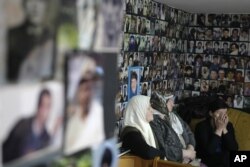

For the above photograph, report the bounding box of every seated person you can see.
[120,95,164,159]
[150,92,197,164]
[195,98,238,167]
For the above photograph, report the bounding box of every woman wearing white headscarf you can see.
[120,95,164,159]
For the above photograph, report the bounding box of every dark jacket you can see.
[195,118,238,167]
[120,126,164,160]
[150,114,196,162]
[3,117,50,163]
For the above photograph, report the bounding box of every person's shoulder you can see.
[121,126,140,138]
[227,121,235,129]
[195,118,209,130]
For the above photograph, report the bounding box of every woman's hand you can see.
[187,144,194,151]
[214,113,228,136]
[183,149,196,160]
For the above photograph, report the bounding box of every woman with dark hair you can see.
[195,98,238,167]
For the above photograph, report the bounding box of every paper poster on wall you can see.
[6,0,59,83]
[128,66,143,100]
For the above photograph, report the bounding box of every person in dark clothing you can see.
[120,95,165,159]
[195,98,238,167]
[3,89,52,163]
[149,92,197,164]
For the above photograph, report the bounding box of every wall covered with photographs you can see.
[116,0,250,134]
[187,14,250,110]
[116,0,190,135]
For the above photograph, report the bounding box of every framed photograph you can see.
[230,14,241,27]
[205,14,214,26]
[230,28,240,42]
[195,41,204,54]
[234,95,244,109]
[128,66,142,100]
[92,138,118,167]
[221,14,231,27]
[213,14,222,27]
[95,0,124,49]
[1,82,63,166]
[239,42,248,56]
[124,14,131,33]
[129,15,137,33]
[240,14,249,27]
[197,14,205,26]
[245,83,250,96]
[245,70,250,82]
[243,97,250,110]
[229,42,239,56]
[239,28,249,41]
[189,14,197,26]
[220,41,230,55]
[6,0,59,82]
[225,95,234,108]
[64,51,117,155]
[213,28,222,41]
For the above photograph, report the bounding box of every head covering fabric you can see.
[124,95,156,148]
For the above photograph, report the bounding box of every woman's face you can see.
[146,105,154,122]
[167,99,174,112]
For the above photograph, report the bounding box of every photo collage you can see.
[117,0,250,131]
[117,0,191,132]
[187,13,250,109]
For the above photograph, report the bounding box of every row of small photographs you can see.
[184,54,250,69]
[184,67,250,82]
[120,52,250,69]
[118,66,250,85]
[122,33,250,55]
[123,34,185,52]
[188,27,250,42]
[119,65,250,84]
[123,14,185,35]
[123,0,190,25]
[187,41,250,56]
[124,0,250,28]
[0,51,116,167]
[120,52,184,68]
[117,79,250,102]
[190,14,250,27]
[124,14,250,43]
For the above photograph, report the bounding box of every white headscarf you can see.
[124,95,156,148]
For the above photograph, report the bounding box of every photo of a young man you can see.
[1,82,63,165]
[128,67,141,100]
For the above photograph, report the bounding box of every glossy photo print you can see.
[95,0,123,50]
[127,66,141,100]
[6,0,59,83]
[0,82,64,167]
[92,138,118,167]
[64,51,105,155]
